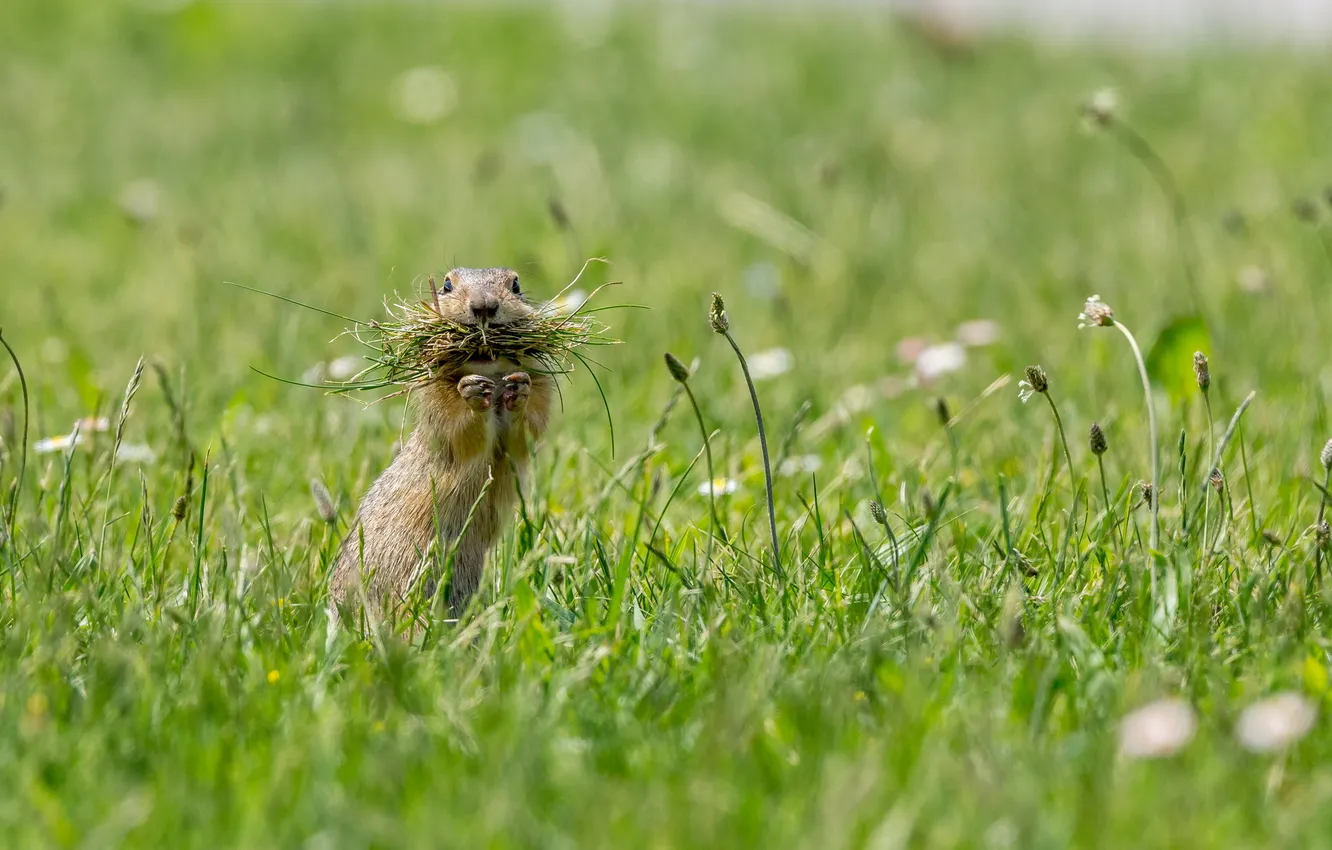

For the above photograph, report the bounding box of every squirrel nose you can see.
[470,299,499,323]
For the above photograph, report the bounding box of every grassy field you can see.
[5,1,1332,846]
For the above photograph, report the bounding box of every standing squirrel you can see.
[329,267,554,629]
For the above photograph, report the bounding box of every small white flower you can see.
[1235,692,1317,753]
[1237,265,1270,295]
[389,66,457,125]
[549,289,588,316]
[1082,87,1119,126]
[34,433,82,454]
[1018,381,1036,403]
[747,347,793,381]
[1078,294,1115,329]
[836,384,876,416]
[778,454,822,477]
[697,477,739,497]
[1118,697,1197,759]
[116,443,157,464]
[326,356,363,382]
[914,342,966,382]
[118,179,161,224]
[955,319,1000,347]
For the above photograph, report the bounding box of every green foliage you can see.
[1146,314,1212,401]
[2,1,1332,847]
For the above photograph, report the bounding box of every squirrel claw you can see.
[499,372,531,412]
[458,374,496,412]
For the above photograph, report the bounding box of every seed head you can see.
[869,501,888,526]
[920,487,936,517]
[1321,438,1332,471]
[310,477,336,523]
[663,352,691,383]
[1089,422,1108,456]
[171,495,188,522]
[933,397,951,427]
[1292,197,1319,223]
[709,292,729,334]
[1138,481,1154,509]
[1208,467,1224,493]
[1193,351,1210,394]
[1318,520,1330,547]
[1080,88,1118,128]
[1019,365,1048,403]
[1078,294,1115,329]
[1262,529,1283,547]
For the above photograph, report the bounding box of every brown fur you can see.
[329,267,553,631]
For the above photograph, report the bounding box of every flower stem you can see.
[1318,464,1331,581]
[1043,392,1075,488]
[722,330,783,580]
[0,329,28,553]
[679,381,721,570]
[1114,319,1159,555]
[1096,454,1122,554]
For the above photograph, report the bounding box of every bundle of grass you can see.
[333,267,619,402]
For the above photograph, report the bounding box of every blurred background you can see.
[3,0,1331,495]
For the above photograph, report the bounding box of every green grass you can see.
[5,1,1332,846]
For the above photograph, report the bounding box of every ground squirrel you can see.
[329,267,554,629]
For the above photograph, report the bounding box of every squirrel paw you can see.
[499,372,531,412]
[457,374,496,411]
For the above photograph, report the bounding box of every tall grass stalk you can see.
[664,353,721,572]
[1079,297,1158,556]
[709,294,782,580]
[0,329,28,552]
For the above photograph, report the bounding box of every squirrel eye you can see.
[511,276,521,295]
[442,276,454,293]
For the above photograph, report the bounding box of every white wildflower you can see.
[118,179,161,224]
[1018,380,1037,404]
[1118,697,1197,759]
[115,443,157,464]
[747,347,793,381]
[836,384,876,416]
[955,319,1000,347]
[778,454,822,477]
[1082,88,1119,126]
[1237,265,1270,295]
[549,289,588,316]
[697,477,739,497]
[914,342,966,382]
[1078,294,1115,329]
[1235,692,1317,753]
[389,66,456,125]
[326,356,363,382]
[34,433,81,455]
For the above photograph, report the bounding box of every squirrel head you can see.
[434,267,534,327]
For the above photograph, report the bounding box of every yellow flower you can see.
[267,669,280,684]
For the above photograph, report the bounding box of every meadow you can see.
[4,1,1332,846]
